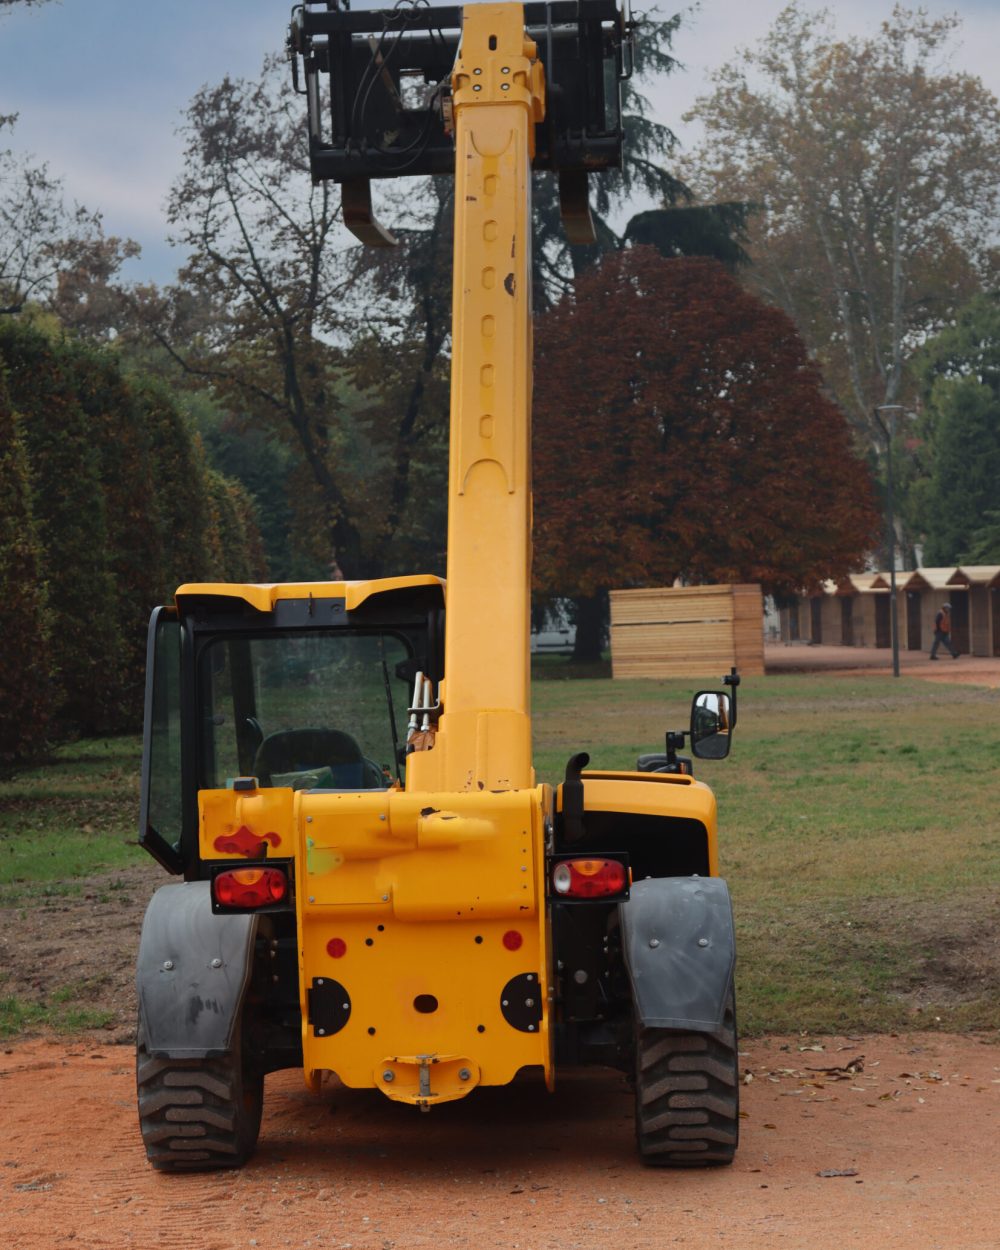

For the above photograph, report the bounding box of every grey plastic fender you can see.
[620,876,736,1032]
[136,881,258,1059]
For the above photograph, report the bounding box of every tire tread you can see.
[136,1027,262,1172]
[635,993,739,1168]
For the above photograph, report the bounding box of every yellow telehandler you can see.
[135,0,740,1171]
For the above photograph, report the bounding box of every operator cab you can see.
[140,577,444,875]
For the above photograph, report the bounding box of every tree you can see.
[0,362,51,762]
[0,119,137,322]
[532,250,880,659]
[910,292,1000,564]
[137,60,392,578]
[685,4,1000,442]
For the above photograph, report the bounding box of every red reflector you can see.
[327,937,347,959]
[502,929,523,951]
[213,867,287,909]
[551,858,627,899]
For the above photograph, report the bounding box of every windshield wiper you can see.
[379,636,403,785]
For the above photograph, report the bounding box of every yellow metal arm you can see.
[408,3,545,794]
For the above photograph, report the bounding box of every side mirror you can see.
[690,691,732,760]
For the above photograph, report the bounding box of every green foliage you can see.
[920,378,1000,564]
[914,292,1000,564]
[0,323,264,755]
[67,344,164,723]
[131,373,216,591]
[0,319,124,735]
[962,511,1000,563]
[192,391,296,578]
[204,469,267,583]
[0,364,51,762]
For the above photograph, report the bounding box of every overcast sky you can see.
[2,0,999,286]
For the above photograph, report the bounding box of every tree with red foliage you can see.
[532,249,879,661]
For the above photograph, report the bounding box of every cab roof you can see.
[174,575,444,615]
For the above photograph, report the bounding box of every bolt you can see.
[698,938,709,948]
[501,83,510,91]
[306,815,312,823]
[573,969,588,985]
[501,66,510,74]
[382,894,389,902]
[502,999,509,1007]
[317,978,324,985]
[648,938,660,949]
[309,896,315,904]
[383,1069,395,1082]
[458,1068,471,1081]
[342,1002,349,1010]
[528,1024,535,1032]
[473,84,482,92]
[474,67,482,75]
[162,960,174,971]
[525,998,535,1008]
[317,1028,325,1036]
[379,813,387,821]
[210,958,222,969]
[272,975,279,983]
[520,865,527,872]
[526,974,534,982]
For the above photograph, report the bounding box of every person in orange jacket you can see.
[930,602,959,659]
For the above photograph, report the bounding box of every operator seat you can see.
[253,727,382,790]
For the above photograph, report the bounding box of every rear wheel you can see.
[634,991,739,1167]
[136,1020,263,1172]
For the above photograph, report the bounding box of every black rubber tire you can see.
[136,1022,263,1172]
[634,991,739,1167]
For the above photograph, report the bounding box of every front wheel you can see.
[136,1018,263,1172]
[634,990,739,1167]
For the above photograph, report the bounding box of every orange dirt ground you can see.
[2,1031,998,1250]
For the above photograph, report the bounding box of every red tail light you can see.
[213,867,288,909]
[551,858,628,899]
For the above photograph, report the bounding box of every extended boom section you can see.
[409,5,543,794]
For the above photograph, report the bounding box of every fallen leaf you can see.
[803,1055,864,1078]
[817,1169,859,1178]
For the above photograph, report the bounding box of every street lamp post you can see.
[874,405,907,679]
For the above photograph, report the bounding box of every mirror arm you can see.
[664,730,686,766]
[723,666,741,728]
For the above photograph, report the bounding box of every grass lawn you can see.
[2,670,998,1037]
[535,670,1000,1034]
[0,736,142,903]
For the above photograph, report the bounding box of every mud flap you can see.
[136,881,258,1059]
[619,876,736,1032]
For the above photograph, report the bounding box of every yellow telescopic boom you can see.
[407,4,545,795]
